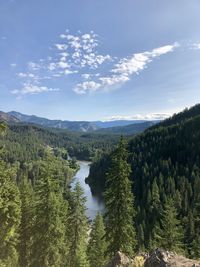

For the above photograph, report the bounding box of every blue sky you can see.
[0,0,200,121]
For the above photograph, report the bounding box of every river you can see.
[71,161,104,220]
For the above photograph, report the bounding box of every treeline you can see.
[0,123,119,163]
[87,104,200,258]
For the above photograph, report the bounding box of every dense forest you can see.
[87,104,200,258]
[0,104,200,267]
[0,123,119,163]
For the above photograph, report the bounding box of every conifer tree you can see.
[155,198,184,253]
[0,131,21,267]
[191,174,200,258]
[18,177,34,267]
[30,159,68,267]
[104,137,136,257]
[67,182,89,267]
[87,213,107,267]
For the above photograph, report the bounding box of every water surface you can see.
[71,161,104,220]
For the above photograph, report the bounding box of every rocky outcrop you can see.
[144,248,200,267]
[106,249,200,267]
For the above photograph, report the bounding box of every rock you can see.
[106,251,132,267]
[144,248,173,267]
[144,248,200,267]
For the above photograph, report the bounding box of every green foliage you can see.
[104,137,136,257]
[18,177,34,267]
[88,104,200,256]
[67,182,89,267]
[30,157,69,267]
[155,199,184,253]
[0,156,21,267]
[87,213,108,267]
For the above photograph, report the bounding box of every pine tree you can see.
[0,127,21,267]
[104,137,136,257]
[67,182,89,267]
[30,159,68,267]
[18,177,34,267]
[87,213,107,267]
[191,174,200,258]
[155,198,184,253]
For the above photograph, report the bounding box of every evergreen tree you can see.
[0,126,21,267]
[155,198,184,253]
[87,213,107,267]
[67,182,89,267]
[104,137,136,257]
[30,159,68,267]
[191,175,200,258]
[18,177,34,267]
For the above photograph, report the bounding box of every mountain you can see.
[8,111,99,132]
[94,119,148,128]
[0,111,20,123]
[86,103,200,253]
[96,121,159,135]
[7,111,157,133]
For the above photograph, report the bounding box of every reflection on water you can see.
[71,161,105,220]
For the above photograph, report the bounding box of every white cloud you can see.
[10,63,17,67]
[74,81,101,95]
[11,83,59,96]
[112,43,179,76]
[74,42,179,94]
[18,72,35,78]
[191,42,200,49]
[55,44,68,50]
[55,31,111,69]
[57,61,69,69]
[103,113,171,121]
[28,61,41,71]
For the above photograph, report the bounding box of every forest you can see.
[0,104,200,267]
[87,104,200,258]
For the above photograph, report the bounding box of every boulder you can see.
[144,248,173,267]
[106,251,132,267]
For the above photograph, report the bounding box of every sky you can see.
[0,0,200,121]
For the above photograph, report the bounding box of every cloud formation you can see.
[11,30,180,97]
[11,83,59,96]
[12,30,112,97]
[103,113,171,121]
[74,42,179,94]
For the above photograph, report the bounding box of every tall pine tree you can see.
[87,213,107,267]
[18,177,34,267]
[0,124,21,267]
[104,137,136,257]
[67,182,89,267]
[30,158,68,267]
[155,198,184,253]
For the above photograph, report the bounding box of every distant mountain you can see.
[7,111,157,133]
[94,120,148,128]
[96,121,159,135]
[8,111,99,132]
[0,111,20,123]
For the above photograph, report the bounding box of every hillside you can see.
[96,121,158,135]
[0,123,119,162]
[86,104,200,256]
[0,111,19,123]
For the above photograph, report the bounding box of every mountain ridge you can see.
[6,111,159,133]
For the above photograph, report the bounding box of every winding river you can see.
[71,161,104,220]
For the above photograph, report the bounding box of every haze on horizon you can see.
[0,0,200,121]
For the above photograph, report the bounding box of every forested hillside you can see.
[87,104,200,257]
[0,123,119,163]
